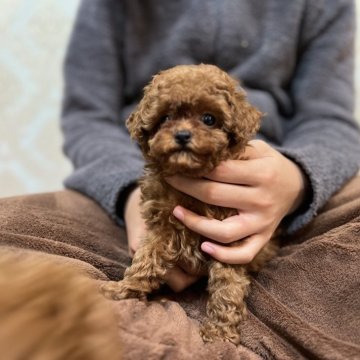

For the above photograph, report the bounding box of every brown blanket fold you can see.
[0,178,359,359]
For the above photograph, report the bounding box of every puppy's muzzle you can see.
[175,130,192,146]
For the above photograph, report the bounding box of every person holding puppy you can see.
[1,0,360,357]
[61,0,360,289]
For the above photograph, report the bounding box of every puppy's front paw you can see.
[200,321,241,345]
[100,281,146,301]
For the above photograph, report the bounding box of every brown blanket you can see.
[1,177,359,359]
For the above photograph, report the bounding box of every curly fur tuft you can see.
[104,64,277,344]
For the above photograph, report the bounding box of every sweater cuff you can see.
[275,144,359,234]
[64,157,144,228]
[277,148,315,234]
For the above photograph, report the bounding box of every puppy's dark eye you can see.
[160,115,170,123]
[202,114,216,126]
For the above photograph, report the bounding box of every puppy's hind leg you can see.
[200,262,250,344]
[101,234,170,301]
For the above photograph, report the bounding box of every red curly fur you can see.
[102,64,278,344]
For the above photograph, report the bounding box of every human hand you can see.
[166,140,308,264]
[124,186,146,257]
[124,187,201,292]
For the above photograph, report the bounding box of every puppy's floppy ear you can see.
[126,81,156,154]
[126,110,145,142]
[126,110,147,152]
[228,89,262,147]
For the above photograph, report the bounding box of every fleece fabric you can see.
[0,177,359,359]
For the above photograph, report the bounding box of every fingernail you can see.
[173,206,184,221]
[201,242,215,255]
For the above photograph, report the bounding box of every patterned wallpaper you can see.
[0,1,360,198]
[0,0,79,197]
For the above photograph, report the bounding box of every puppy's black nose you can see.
[175,130,192,145]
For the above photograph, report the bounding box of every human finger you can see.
[173,206,265,243]
[166,176,256,209]
[200,234,270,264]
[164,266,200,292]
[205,158,268,186]
[245,139,272,158]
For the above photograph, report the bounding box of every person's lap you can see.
[0,178,359,359]
[0,190,130,281]
[241,176,360,358]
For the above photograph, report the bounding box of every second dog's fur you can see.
[102,64,278,344]
[0,253,121,360]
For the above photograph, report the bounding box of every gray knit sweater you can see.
[61,0,360,234]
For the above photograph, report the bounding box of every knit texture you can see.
[61,0,360,233]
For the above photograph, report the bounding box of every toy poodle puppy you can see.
[0,252,122,360]
[102,64,278,344]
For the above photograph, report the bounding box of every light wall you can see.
[355,0,360,121]
[0,1,359,198]
[0,0,79,197]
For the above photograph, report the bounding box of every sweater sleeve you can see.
[61,0,144,226]
[277,1,360,233]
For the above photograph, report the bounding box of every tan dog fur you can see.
[102,64,278,344]
[0,253,121,360]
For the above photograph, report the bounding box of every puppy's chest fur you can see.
[140,170,237,271]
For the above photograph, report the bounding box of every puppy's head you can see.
[127,64,261,176]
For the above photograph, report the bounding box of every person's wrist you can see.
[124,186,144,256]
[116,183,138,222]
[287,161,310,215]
[124,186,141,225]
